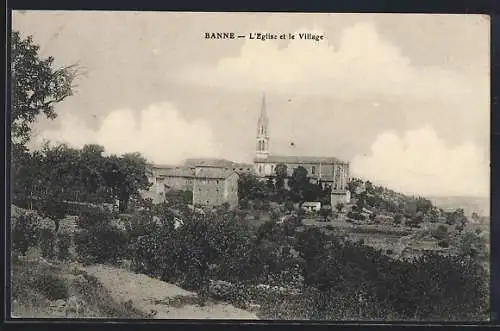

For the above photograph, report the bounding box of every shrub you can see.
[56,232,72,261]
[75,223,129,264]
[38,227,55,258]
[432,224,448,241]
[76,205,114,229]
[33,273,69,300]
[347,211,366,221]
[12,212,41,256]
[438,240,450,248]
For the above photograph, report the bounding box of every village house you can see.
[301,201,322,213]
[192,167,239,208]
[145,160,243,209]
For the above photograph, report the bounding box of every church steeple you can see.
[256,94,270,159]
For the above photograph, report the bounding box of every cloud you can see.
[178,23,480,101]
[31,102,220,165]
[351,126,489,197]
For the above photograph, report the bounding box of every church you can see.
[253,95,351,206]
[144,95,350,208]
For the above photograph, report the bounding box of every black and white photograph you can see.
[10,11,490,321]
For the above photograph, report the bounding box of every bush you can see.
[438,240,450,248]
[33,273,69,300]
[432,224,448,241]
[347,211,366,221]
[56,232,72,261]
[76,205,114,229]
[75,223,129,264]
[39,227,55,258]
[12,212,41,256]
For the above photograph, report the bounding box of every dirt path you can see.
[83,264,259,319]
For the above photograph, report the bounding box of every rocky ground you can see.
[83,264,259,319]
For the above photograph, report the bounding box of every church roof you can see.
[254,155,346,164]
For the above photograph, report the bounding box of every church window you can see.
[312,166,316,175]
[259,165,263,173]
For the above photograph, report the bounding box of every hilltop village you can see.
[144,95,351,211]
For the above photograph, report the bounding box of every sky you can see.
[12,11,490,197]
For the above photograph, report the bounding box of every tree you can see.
[274,163,288,191]
[11,30,80,149]
[393,213,403,226]
[35,142,82,232]
[79,144,108,202]
[101,153,151,212]
[12,212,41,256]
[365,181,374,194]
[288,166,310,203]
[432,224,448,241]
[347,178,363,194]
[238,172,269,203]
[265,177,275,200]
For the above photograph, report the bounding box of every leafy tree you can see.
[274,163,288,191]
[238,172,270,203]
[39,227,55,258]
[288,166,310,203]
[101,153,151,212]
[347,178,363,194]
[455,231,487,261]
[365,181,374,194]
[12,212,41,256]
[430,207,440,223]
[34,142,81,231]
[79,144,109,202]
[11,30,80,149]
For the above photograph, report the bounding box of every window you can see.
[259,165,263,173]
[312,166,316,175]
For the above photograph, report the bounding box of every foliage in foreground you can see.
[11,203,489,321]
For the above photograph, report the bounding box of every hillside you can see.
[428,196,489,217]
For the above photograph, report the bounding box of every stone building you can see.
[253,95,351,205]
[192,167,239,207]
[145,159,248,208]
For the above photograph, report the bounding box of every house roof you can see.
[184,158,236,167]
[254,155,346,165]
[156,167,195,178]
[194,167,239,179]
[302,201,321,206]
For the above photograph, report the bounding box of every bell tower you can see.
[256,94,270,159]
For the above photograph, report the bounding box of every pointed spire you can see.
[258,93,268,127]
